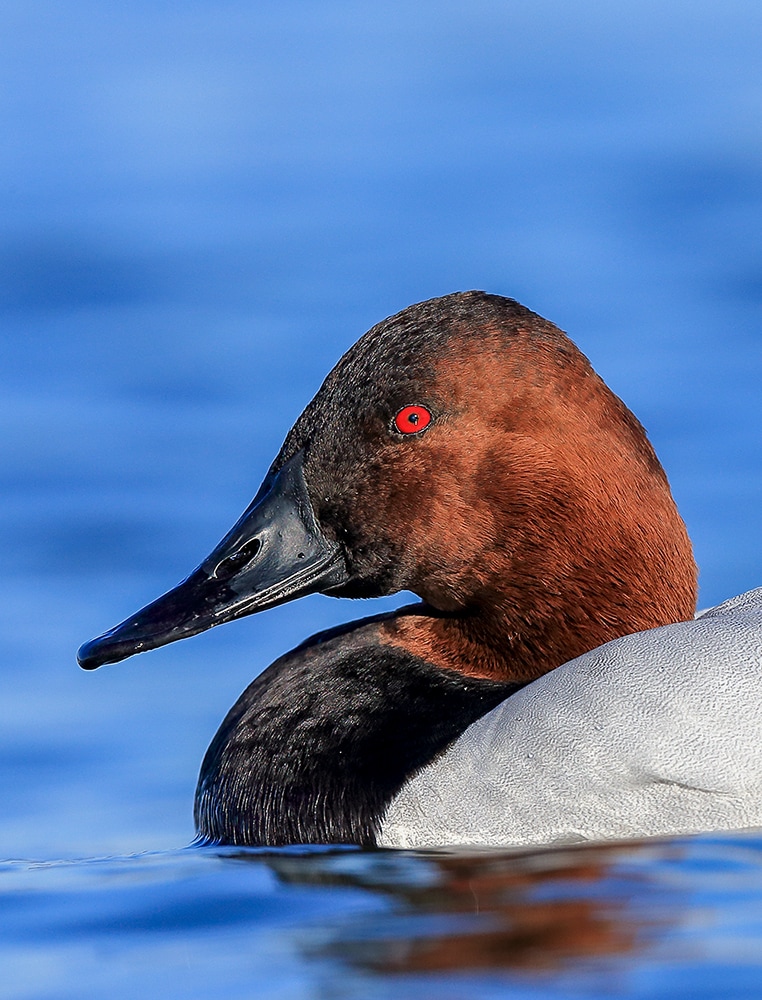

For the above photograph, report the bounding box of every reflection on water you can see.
[272,843,649,975]
[3,833,762,996]
[348,855,643,974]
[252,834,762,986]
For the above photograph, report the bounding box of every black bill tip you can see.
[77,451,351,671]
[76,571,212,669]
[77,630,146,670]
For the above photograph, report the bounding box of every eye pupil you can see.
[394,404,432,435]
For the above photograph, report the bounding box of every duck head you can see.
[78,292,697,680]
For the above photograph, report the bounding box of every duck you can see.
[77,291,762,848]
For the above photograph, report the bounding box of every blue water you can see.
[1,2,761,996]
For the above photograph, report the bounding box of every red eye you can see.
[394,404,432,435]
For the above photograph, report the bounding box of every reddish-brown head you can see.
[79,291,697,680]
[274,291,697,681]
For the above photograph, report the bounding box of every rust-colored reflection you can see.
[255,839,680,976]
[351,849,641,974]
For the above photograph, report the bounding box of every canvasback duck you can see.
[78,292,762,848]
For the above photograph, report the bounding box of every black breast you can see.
[194,617,515,846]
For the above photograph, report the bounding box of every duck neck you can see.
[382,606,546,682]
[382,591,677,684]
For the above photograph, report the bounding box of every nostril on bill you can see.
[214,538,262,580]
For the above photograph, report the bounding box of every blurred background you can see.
[1,1,761,860]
